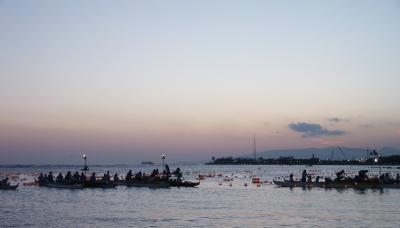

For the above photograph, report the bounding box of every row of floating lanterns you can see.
[215,176,266,187]
[196,173,275,187]
[217,181,262,187]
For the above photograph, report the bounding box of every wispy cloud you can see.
[328,117,342,122]
[327,117,349,123]
[288,122,347,138]
[359,124,374,128]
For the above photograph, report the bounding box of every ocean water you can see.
[1,164,400,227]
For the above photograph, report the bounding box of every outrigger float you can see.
[169,179,200,187]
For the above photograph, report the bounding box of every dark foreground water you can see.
[1,165,400,227]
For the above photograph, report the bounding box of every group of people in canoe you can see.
[123,166,184,184]
[278,169,400,188]
[38,172,87,185]
[36,165,197,188]
[38,171,120,188]
[294,169,400,184]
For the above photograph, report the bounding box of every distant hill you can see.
[244,146,400,160]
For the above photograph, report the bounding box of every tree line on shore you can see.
[206,155,400,165]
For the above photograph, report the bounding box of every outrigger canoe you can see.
[273,179,400,189]
[0,183,19,190]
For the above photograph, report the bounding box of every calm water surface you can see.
[1,165,400,227]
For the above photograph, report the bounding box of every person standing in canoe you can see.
[173,168,182,180]
[315,176,321,183]
[307,174,312,183]
[80,172,86,183]
[73,172,80,183]
[38,173,44,184]
[65,171,72,184]
[164,164,171,176]
[126,170,133,181]
[113,173,119,183]
[90,173,96,184]
[102,171,110,183]
[56,173,64,183]
[301,170,307,182]
[47,172,54,183]
[335,170,345,181]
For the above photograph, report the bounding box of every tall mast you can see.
[253,134,257,162]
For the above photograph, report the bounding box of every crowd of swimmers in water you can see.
[37,164,183,186]
[289,170,400,184]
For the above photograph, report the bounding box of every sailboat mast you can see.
[253,134,257,162]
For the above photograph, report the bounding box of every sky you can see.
[1,0,400,164]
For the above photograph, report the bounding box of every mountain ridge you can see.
[243,146,400,160]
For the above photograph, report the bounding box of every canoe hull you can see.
[169,181,200,187]
[40,183,83,189]
[126,181,169,188]
[83,182,117,188]
[0,183,19,190]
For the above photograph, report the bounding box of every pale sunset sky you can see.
[1,0,400,164]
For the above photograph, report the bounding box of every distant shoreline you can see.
[206,155,400,166]
[0,162,202,168]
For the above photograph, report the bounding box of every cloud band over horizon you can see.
[289,122,347,138]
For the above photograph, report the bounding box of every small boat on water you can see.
[169,180,200,187]
[0,183,19,190]
[141,161,155,165]
[274,168,400,189]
